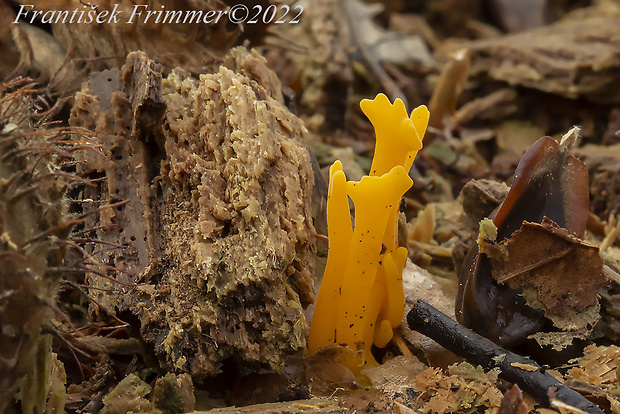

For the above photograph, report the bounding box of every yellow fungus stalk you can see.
[308,93,429,373]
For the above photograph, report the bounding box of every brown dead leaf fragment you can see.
[492,217,605,317]
[499,384,528,414]
[567,344,620,387]
[413,362,503,414]
[510,362,539,372]
[304,345,361,395]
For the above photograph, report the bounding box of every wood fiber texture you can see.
[70,48,315,377]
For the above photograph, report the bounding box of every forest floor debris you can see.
[3,0,620,413]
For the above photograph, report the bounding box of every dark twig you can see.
[406,299,603,414]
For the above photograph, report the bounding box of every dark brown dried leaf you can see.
[492,217,605,317]
[498,384,528,414]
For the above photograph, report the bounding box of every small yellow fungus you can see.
[308,93,429,373]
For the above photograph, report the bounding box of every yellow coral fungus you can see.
[308,93,429,373]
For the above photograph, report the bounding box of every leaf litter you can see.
[4,0,620,413]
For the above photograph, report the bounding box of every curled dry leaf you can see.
[457,128,593,347]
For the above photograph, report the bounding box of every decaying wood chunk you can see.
[99,373,154,414]
[460,179,510,225]
[70,48,315,377]
[152,373,195,413]
[464,17,620,102]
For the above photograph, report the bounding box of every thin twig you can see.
[406,299,603,414]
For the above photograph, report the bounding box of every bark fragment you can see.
[464,17,620,102]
